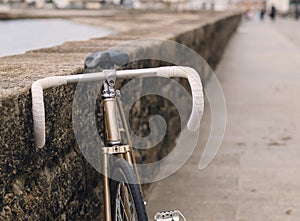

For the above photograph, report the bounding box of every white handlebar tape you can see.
[31,66,204,148]
[156,66,204,131]
[31,76,67,148]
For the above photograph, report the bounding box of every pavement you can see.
[146,18,300,221]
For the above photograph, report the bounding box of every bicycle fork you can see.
[102,77,121,221]
[101,76,137,221]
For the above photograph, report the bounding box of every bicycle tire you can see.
[110,158,148,221]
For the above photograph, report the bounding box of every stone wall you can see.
[0,10,241,220]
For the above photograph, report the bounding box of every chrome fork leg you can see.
[103,153,112,221]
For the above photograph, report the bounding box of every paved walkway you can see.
[146,19,300,221]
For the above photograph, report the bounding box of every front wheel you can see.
[110,159,148,221]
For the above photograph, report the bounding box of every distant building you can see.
[267,0,289,12]
[52,0,106,8]
[0,0,114,8]
[0,0,294,12]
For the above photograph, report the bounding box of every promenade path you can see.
[146,19,300,220]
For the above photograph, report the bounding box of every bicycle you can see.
[31,50,204,221]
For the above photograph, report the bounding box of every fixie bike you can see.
[31,51,204,221]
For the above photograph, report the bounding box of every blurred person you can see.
[260,7,266,21]
[245,8,254,20]
[269,5,276,21]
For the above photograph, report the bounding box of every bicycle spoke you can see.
[111,159,147,221]
[114,182,139,221]
[116,184,129,221]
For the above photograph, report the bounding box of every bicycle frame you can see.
[101,77,139,221]
[31,64,204,221]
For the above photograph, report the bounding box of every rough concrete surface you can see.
[146,19,300,221]
[0,9,241,220]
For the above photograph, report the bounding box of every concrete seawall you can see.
[0,10,241,220]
